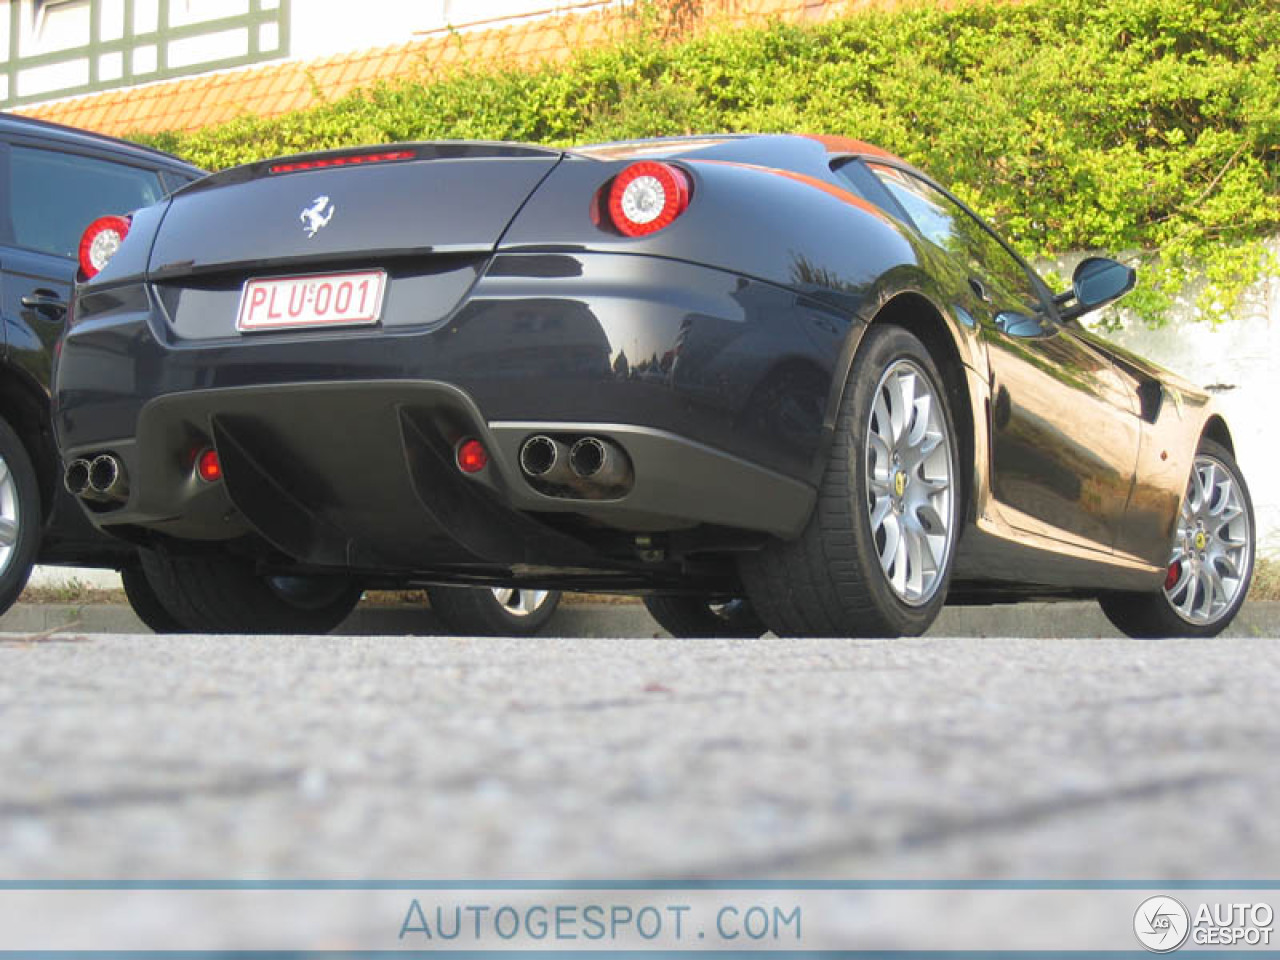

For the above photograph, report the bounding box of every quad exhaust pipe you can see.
[64,458,92,497]
[64,454,129,503]
[568,436,632,488]
[519,435,576,486]
[519,434,633,496]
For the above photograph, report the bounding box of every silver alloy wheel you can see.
[1165,453,1252,625]
[0,454,18,576]
[491,588,551,617]
[865,358,955,606]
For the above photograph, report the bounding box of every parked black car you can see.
[0,114,202,613]
[54,134,1255,639]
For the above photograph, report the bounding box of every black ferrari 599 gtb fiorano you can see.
[53,134,1255,638]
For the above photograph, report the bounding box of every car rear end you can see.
[53,139,856,584]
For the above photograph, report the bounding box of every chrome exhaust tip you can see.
[569,436,633,488]
[87,454,128,501]
[519,435,575,486]
[64,459,92,497]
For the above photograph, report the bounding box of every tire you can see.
[121,563,187,633]
[740,325,962,637]
[1100,438,1254,638]
[0,416,42,617]
[427,586,561,636]
[643,595,766,638]
[137,548,362,634]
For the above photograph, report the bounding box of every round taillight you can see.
[607,162,690,237]
[78,214,132,279]
[456,438,488,474]
[196,448,222,483]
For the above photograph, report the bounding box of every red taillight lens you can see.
[78,214,131,279]
[196,448,222,483]
[269,150,416,174]
[607,162,691,237]
[456,438,489,474]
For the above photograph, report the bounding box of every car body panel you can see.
[53,133,1225,598]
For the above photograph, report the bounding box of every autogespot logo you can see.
[1135,896,1191,953]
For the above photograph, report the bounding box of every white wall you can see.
[287,0,609,61]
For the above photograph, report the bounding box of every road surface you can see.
[2,630,1277,880]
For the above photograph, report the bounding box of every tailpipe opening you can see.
[519,435,575,486]
[569,436,633,489]
[87,454,129,502]
[64,459,92,497]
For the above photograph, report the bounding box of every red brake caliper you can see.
[1164,561,1182,591]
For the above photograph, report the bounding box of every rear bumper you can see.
[55,252,839,573]
[59,380,814,574]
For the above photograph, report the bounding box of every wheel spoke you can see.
[1177,570,1198,624]
[1213,554,1241,582]
[906,392,932,448]
[914,430,943,462]
[1167,564,1193,605]
[867,429,892,471]
[914,502,947,539]
[891,523,909,595]
[869,495,893,531]
[872,389,894,447]
[892,371,917,443]
[1194,568,1215,619]
[1191,464,1207,511]
[1208,476,1231,516]
[904,526,927,595]
[513,591,540,614]
[0,517,16,546]
[878,512,901,572]
[914,471,949,495]
[0,459,9,488]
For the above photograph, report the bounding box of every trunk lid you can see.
[144,143,564,342]
[148,143,563,276]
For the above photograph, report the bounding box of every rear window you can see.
[8,145,164,260]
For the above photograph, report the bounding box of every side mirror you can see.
[1058,256,1136,321]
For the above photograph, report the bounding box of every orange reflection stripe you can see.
[685,158,894,223]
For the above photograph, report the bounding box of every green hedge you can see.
[138,0,1279,326]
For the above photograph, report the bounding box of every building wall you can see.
[1,0,290,108]
[2,0,627,112]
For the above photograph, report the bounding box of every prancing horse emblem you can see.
[300,196,334,238]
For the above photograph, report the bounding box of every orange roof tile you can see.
[14,0,969,138]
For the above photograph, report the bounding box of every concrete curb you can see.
[3,600,1276,638]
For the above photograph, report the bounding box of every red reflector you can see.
[269,150,416,174]
[196,448,222,483]
[78,214,132,279]
[456,439,488,474]
[607,161,691,237]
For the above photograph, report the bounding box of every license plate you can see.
[236,270,387,332]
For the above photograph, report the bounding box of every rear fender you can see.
[811,269,986,505]
[501,154,920,318]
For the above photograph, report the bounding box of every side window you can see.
[865,164,959,250]
[867,163,1047,316]
[8,145,164,260]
